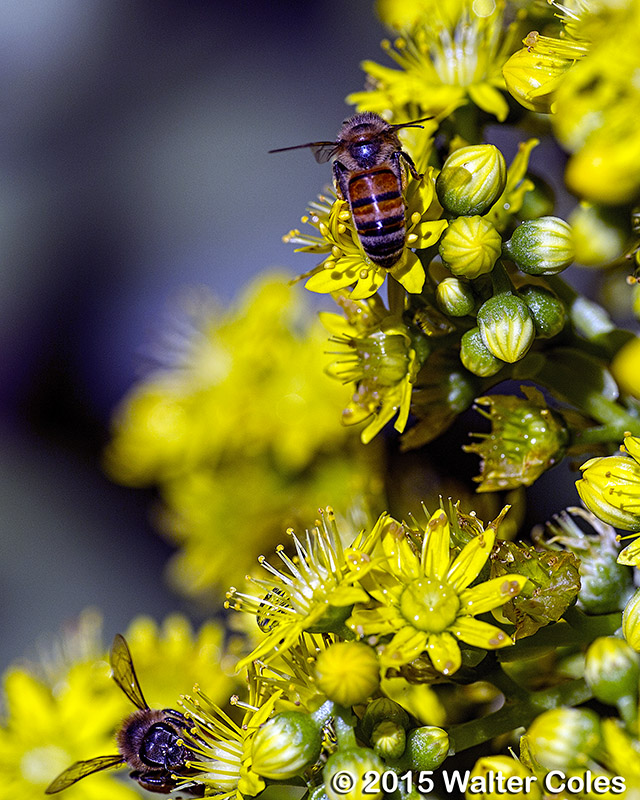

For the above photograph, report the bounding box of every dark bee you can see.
[270,111,428,268]
[45,634,203,796]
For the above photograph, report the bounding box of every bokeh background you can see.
[0,0,388,669]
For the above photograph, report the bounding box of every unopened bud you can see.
[584,636,640,706]
[371,720,406,760]
[324,747,385,800]
[518,285,566,339]
[504,217,574,275]
[435,276,475,317]
[477,294,535,362]
[525,708,600,771]
[314,641,380,706]
[402,726,449,771]
[252,711,321,779]
[460,328,504,377]
[436,145,507,216]
[438,215,502,279]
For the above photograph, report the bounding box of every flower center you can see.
[400,578,460,633]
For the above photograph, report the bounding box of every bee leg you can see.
[398,150,422,181]
[333,160,349,200]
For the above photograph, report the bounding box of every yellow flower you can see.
[123,614,238,705]
[179,670,282,800]
[0,612,133,800]
[227,508,386,670]
[348,0,520,122]
[322,293,421,443]
[577,435,640,533]
[105,274,351,483]
[292,161,447,300]
[348,509,527,675]
[504,1,640,205]
[104,273,379,600]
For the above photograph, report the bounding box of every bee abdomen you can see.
[348,168,406,268]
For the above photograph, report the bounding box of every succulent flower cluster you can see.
[7,1,640,800]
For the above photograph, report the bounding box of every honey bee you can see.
[45,634,203,796]
[270,111,429,268]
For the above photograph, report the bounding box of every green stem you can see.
[563,606,622,638]
[491,260,515,296]
[546,276,634,358]
[448,678,592,754]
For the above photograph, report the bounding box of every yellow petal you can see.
[468,83,510,122]
[305,265,358,294]
[329,586,370,606]
[421,509,451,581]
[447,528,496,591]
[380,627,429,667]
[427,632,462,675]
[350,267,386,300]
[411,218,448,248]
[459,574,528,615]
[389,252,426,294]
[451,617,513,649]
[318,311,354,337]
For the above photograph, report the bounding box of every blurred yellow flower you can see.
[349,0,520,122]
[504,0,640,205]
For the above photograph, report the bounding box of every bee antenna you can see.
[391,116,433,130]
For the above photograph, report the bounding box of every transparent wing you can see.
[269,141,337,163]
[45,754,124,793]
[110,633,148,710]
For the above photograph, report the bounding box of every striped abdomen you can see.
[347,166,406,268]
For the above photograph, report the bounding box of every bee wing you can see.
[268,141,337,164]
[45,754,124,793]
[110,633,149,710]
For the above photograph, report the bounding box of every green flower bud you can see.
[251,711,321,780]
[465,387,569,491]
[576,451,640,532]
[438,216,502,279]
[525,708,600,771]
[436,276,475,317]
[460,327,504,377]
[584,636,640,706]
[360,697,410,742]
[569,203,627,267]
[436,144,507,216]
[327,330,411,388]
[371,720,406,760]
[518,285,566,339]
[402,726,449,771]
[477,294,535,363]
[623,590,640,652]
[504,216,574,275]
[536,507,632,614]
[324,747,385,800]
[517,174,555,221]
[314,642,380,706]
[467,756,541,800]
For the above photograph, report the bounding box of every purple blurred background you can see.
[0,0,387,668]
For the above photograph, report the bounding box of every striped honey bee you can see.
[270,111,428,268]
